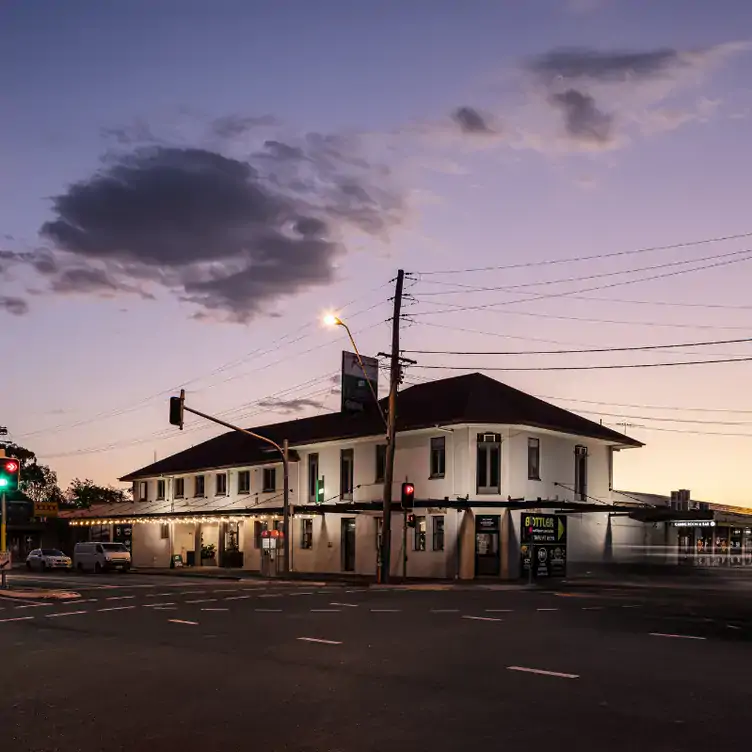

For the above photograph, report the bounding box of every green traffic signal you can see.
[315,476,325,503]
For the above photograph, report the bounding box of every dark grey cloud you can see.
[32,133,402,322]
[527,47,685,84]
[0,296,29,316]
[452,107,495,135]
[550,89,615,145]
[100,119,158,146]
[257,397,326,414]
[211,114,278,139]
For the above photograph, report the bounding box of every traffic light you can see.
[0,458,20,493]
[406,513,416,528]
[169,389,185,430]
[315,476,325,504]
[401,482,415,508]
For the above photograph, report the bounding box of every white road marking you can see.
[169,619,198,625]
[431,609,460,613]
[153,606,177,610]
[98,606,136,612]
[0,616,34,623]
[649,632,707,641]
[143,602,175,608]
[508,666,579,679]
[537,608,559,611]
[180,591,204,595]
[255,608,282,612]
[185,598,217,604]
[225,595,250,601]
[330,602,358,608]
[463,615,502,622]
[201,608,229,612]
[212,589,237,594]
[370,609,400,613]
[298,637,342,645]
[258,594,283,598]
[15,603,54,610]
[582,606,604,610]
[727,624,742,630]
[47,610,88,618]
[621,605,641,608]
[311,609,341,612]
[485,609,513,613]
[105,595,135,601]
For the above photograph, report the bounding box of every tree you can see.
[66,478,131,510]
[0,442,64,503]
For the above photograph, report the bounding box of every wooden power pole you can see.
[379,269,405,584]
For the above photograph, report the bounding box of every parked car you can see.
[73,542,131,573]
[26,549,72,571]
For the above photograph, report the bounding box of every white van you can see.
[74,541,131,573]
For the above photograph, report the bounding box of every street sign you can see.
[34,500,59,517]
[0,551,10,570]
[341,351,379,413]
[520,513,567,579]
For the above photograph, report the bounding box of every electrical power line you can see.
[533,394,752,415]
[415,230,752,276]
[573,409,752,427]
[414,248,752,296]
[409,252,752,317]
[412,356,752,372]
[404,336,752,357]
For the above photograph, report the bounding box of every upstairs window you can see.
[430,436,446,479]
[527,438,541,481]
[574,445,588,501]
[237,470,250,495]
[194,475,205,497]
[137,481,148,501]
[215,473,227,496]
[174,478,185,498]
[476,433,501,494]
[375,444,386,483]
[308,453,320,502]
[263,468,276,493]
[156,480,165,500]
[340,448,354,500]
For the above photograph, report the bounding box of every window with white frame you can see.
[430,436,446,479]
[300,518,313,549]
[237,470,250,494]
[194,475,205,497]
[308,453,319,502]
[375,444,386,483]
[414,516,427,551]
[340,448,354,500]
[527,437,541,481]
[174,478,185,498]
[156,479,166,500]
[137,481,148,501]
[432,516,445,551]
[215,473,227,496]
[476,433,501,494]
[262,468,276,492]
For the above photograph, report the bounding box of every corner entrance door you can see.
[341,518,356,572]
[475,515,500,577]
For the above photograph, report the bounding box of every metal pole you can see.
[402,504,408,579]
[1,491,7,590]
[379,269,405,584]
[282,438,290,574]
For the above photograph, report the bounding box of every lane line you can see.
[537,608,559,611]
[47,610,88,618]
[463,615,501,622]
[330,602,358,608]
[581,606,603,610]
[298,637,342,645]
[311,609,341,612]
[370,609,401,613]
[255,608,282,612]
[431,609,459,613]
[143,602,176,608]
[485,609,513,613]
[105,595,135,601]
[212,589,238,594]
[258,594,283,598]
[169,619,198,625]
[98,606,136,612]
[225,595,250,601]
[508,666,579,679]
[201,608,229,612]
[15,603,54,610]
[179,591,204,596]
[649,632,707,641]
[153,606,177,610]
[185,598,217,604]
[622,605,641,608]
[0,616,34,623]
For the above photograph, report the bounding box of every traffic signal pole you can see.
[1,492,6,589]
[170,397,292,575]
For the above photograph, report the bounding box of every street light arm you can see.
[184,406,284,456]
[337,321,388,431]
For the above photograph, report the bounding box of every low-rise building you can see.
[63,372,666,579]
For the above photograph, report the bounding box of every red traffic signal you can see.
[401,482,415,508]
[0,458,20,492]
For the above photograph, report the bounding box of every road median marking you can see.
[225,595,250,601]
[185,598,217,604]
[649,632,707,640]
[169,619,198,625]
[370,608,401,613]
[15,603,54,609]
[0,616,34,623]
[463,615,502,622]
[508,666,579,679]
[201,608,229,612]
[298,637,342,645]
[98,606,136,612]
[143,602,175,607]
[105,595,135,601]
[46,610,88,618]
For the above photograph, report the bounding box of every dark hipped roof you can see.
[120,372,642,481]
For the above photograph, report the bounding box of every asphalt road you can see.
[1,572,750,751]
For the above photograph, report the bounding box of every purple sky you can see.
[2,0,752,505]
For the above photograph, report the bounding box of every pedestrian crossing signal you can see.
[0,459,20,492]
[407,513,416,528]
[315,477,325,504]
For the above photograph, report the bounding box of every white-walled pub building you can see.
[63,372,695,579]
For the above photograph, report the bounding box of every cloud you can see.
[550,89,615,145]
[27,133,403,322]
[0,296,29,316]
[210,114,278,139]
[451,107,497,135]
[256,397,327,414]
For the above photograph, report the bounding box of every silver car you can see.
[26,548,72,571]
